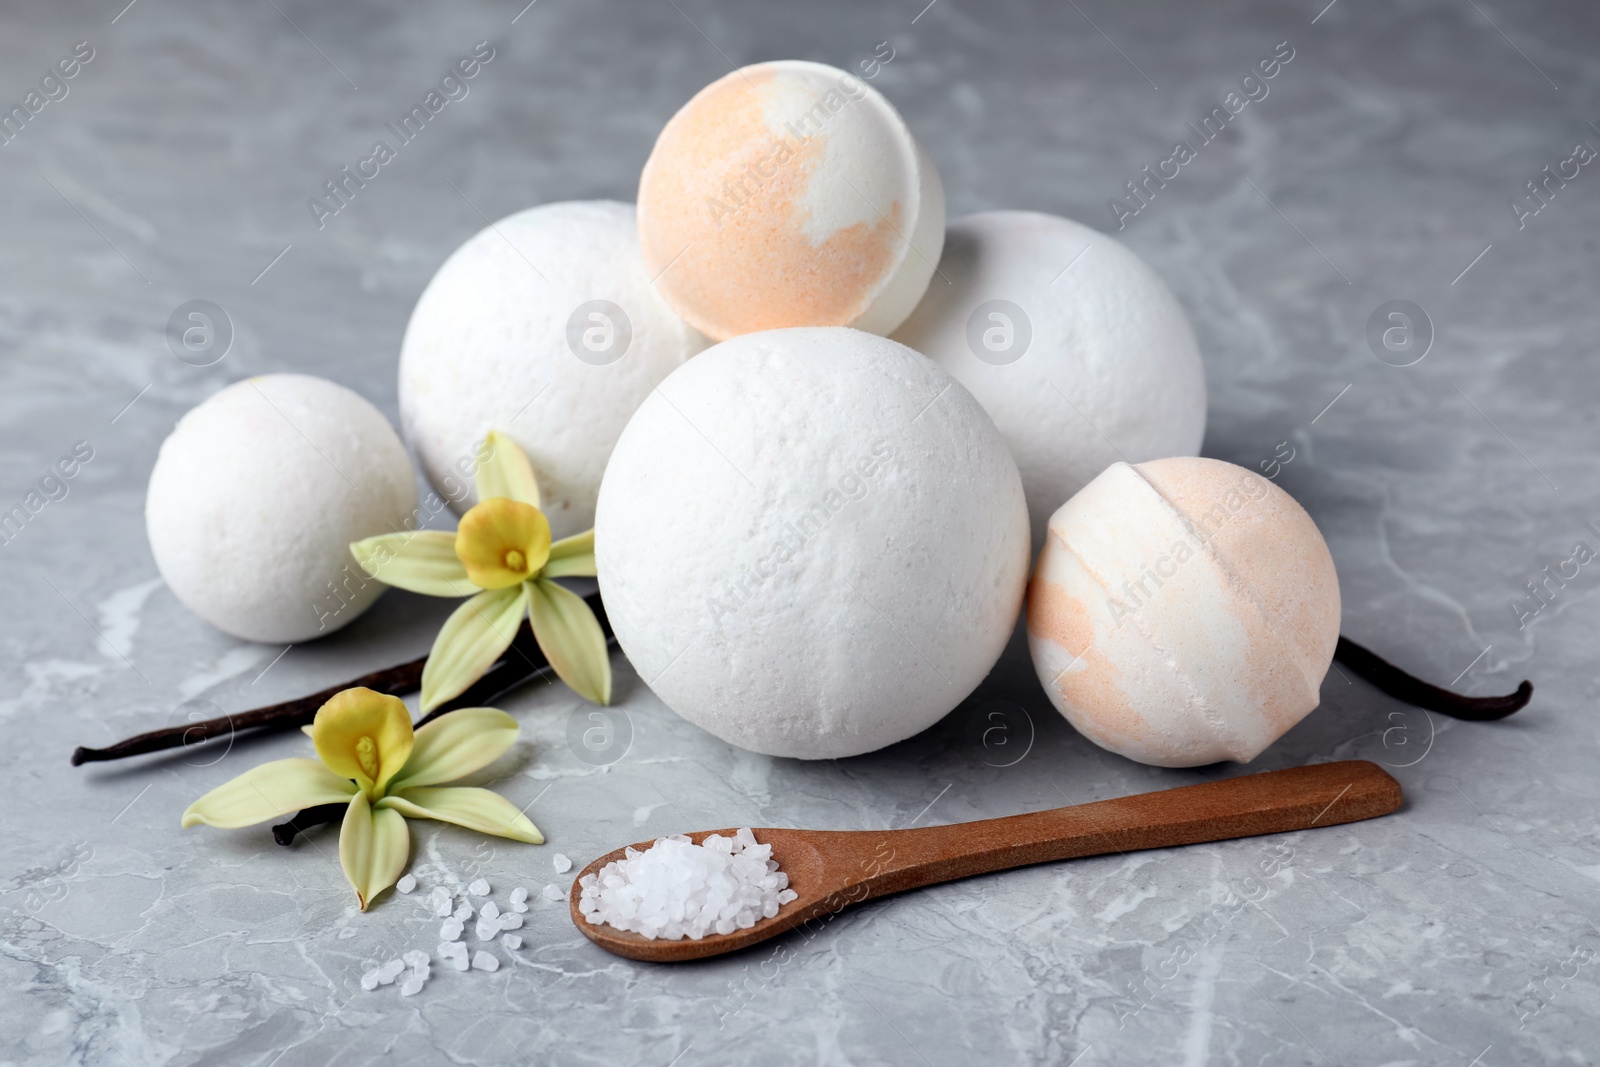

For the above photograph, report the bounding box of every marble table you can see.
[3,1,1597,1063]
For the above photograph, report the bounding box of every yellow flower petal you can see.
[388,707,520,792]
[541,529,596,579]
[351,530,475,598]
[380,787,544,844]
[339,791,410,911]
[527,578,612,705]
[420,586,527,712]
[313,688,415,798]
[180,758,356,829]
[474,430,541,509]
[455,498,551,590]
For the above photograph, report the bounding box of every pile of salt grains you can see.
[578,828,798,940]
[361,854,574,996]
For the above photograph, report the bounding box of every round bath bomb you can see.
[892,210,1207,550]
[638,60,945,341]
[399,200,709,541]
[146,374,418,644]
[595,327,1029,759]
[1027,458,1339,767]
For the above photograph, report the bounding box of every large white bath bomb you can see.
[1027,458,1340,767]
[596,327,1029,759]
[638,60,944,341]
[399,200,709,541]
[146,374,418,643]
[893,210,1207,550]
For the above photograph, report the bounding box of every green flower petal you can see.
[380,786,543,844]
[527,578,612,705]
[339,791,410,911]
[420,585,527,712]
[351,531,475,598]
[541,529,596,578]
[181,758,357,829]
[475,429,541,508]
[388,707,520,792]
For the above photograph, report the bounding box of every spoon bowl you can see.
[571,760,1402,963]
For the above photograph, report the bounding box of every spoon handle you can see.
[844,760,1400,902]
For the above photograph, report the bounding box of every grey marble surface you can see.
[3,0,1599,1064]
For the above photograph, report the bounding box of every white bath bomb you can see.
[638,60,945,341]
[596,327,1029,759]
[892,210,1207,550]
[146,374,418,644]
[399,200,709,541]
[1027,457,1340,767]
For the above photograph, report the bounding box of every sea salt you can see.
[440,918,464,942]
[453,902,472,921]
[501,934,522,950]
[509,886,528,904]
[553,854,572,874]
[577,829,794,941]
[468,879,491,896]
[481,901,500,921]
[438,941,469,971]
[541,883,563,902]
[399,974,425,996]
[429,887,452,916]
[396,874,417,894]
[403,950,429,969]
[496,913,523,931]
[471,951,499,972]
[511,899,529,914]
[475,915,499,942]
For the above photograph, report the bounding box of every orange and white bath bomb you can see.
[146,375,418,644]
[595,327,1029,760]
[637,61,944,341]
[1026,457,1340,767]
[399,201,709,541]
[893,211,1206,550]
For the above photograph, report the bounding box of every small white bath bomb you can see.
[146,374,418,643]
[893,210,1207,550]
[638,60,945,341]
[596,327,1029,759]
[1027,457,1340,767]
[399,200,709,541]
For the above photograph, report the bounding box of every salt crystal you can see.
[481,900,500,920]
[577,829,795,941]
[541,884,563,902]
[509,886,529,904]
[475,917,498,941]
[497,913,523,931]
[471,951,499,971]
[438,942,469,971]
[511,900,529,914]
[399,975,424,996]
[553,854,572,874]
[375,959,403,985]
[440,918,464,941]
[502,934,522,950]
[396,874,417,894]
[430,887,452,916]
[403,949,429,969]
[453,902,472,921]
[468,879,491,896]
[360,969,380,991]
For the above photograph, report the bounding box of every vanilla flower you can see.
[351,430,610,710]
[182,687,540,910]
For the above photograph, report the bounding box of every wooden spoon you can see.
[570,760,1401,962]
